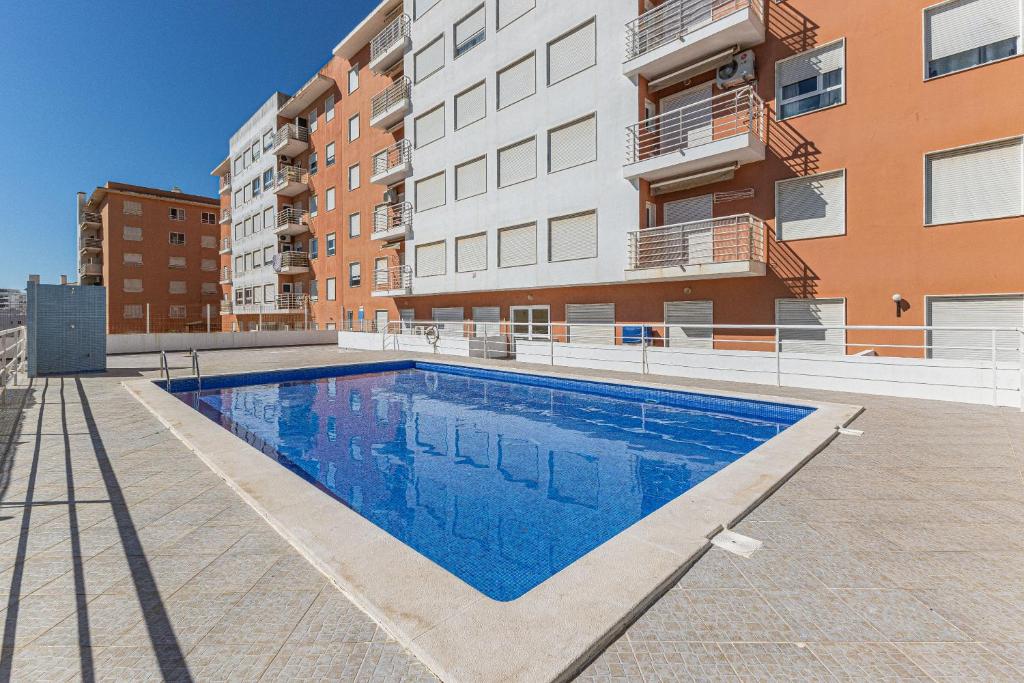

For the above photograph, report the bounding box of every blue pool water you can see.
[171,362,811,601]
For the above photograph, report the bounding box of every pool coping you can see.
[124,356,862,683]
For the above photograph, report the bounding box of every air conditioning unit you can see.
[278,156,292,164]
[383,188,398,204]
[716,50,756,88]
[279,234,292,244]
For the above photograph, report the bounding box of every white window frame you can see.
[922,0,1024,80]
[922,134,1024,226]
[774,168,848,241]
[775,38,846,122]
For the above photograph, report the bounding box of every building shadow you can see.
[767,237,820,299]
[766,0,820,58]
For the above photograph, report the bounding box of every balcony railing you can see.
[78,261,102,276]
[276,208,309,229]
[220,209,232,224]
[625,86,763,164]
[372,202,412,236]
[370,14,410,66]
[373,265,412,293]
[219,174,231,193]
[627,214,765,270]
[625,0,762,61]
[219,267,232,283]
[219,237,231,253]
[274,123,309,151]
[273,251,309,273]
[220,301,232,314]
[372,139,412,177]
[276,293,308,310]
[80,237,103,251]
[79,211,101,226]
[276,165,308,187]
[371,76,412,121]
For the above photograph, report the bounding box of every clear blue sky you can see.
[0,0,380,289]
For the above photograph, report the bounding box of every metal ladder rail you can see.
[191,349,202,393]
[160,350,173,393]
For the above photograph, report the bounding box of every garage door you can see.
[665,300,713,348]
[927,295,1023,362]
[775,298,846,355]
[566,303,615,345]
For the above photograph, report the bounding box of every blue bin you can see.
[622,325,654,345]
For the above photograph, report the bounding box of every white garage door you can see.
[665,300,713,348]
[776,298,846,355]
[927,294,1023,361]
[566,303,615,345]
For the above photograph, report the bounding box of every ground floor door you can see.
[375,309,389,333]
[510,305,550,340]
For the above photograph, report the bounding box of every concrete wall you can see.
[27,282,106,376]
[108,329,338,354]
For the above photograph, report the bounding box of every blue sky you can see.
[0,0,380,289]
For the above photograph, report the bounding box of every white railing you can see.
[273,252,309,273]
[274,123,309,150]
[220,237,232,252]
[221,208,232,223]
[276,293,308,310]
[277,207,309,228]
[79,261,102,276]
[219,173,231,192]
[373,202,412,235]
[276,165,308,187]
[626,86,764,164]
[373,265,412,292]
[628,214,765,269]
[219,267,232,282]
[370,14,410,63]
[625,0,763,61]
[372,139,412,177]
[219,300,232,314]
[371,77,412,120]
[0,326,26,403]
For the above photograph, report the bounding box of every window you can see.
[348,67,359,93]
[414,0,441,19]
[234,189,242,207]
[263,130,274,151]
[498,0,535,29]
[233,222,243,239]
[309,108,318,133]
[169,305,187,319]
[415,35,445,83]
[263,246,274,264]
[776,39,845,120]
[201,282,217,295]
[169,232,185,245]
[775,298,847,354]
[348,163,360,190]
[253,212,262,233]
[455,81,486,130]
[244,217,253,235]
[349,261,361,287]
[326,232,337,256]
[309,195,318,217]
[415,172,446,211]
[252,177,261,197]
[169,281,187,294]
[498,223,536,267]
[253,287,262,304]
[123,200,142,216]
[201,258,217,271]
[123,226,142,241]
[325,95,335,122]
[548,19,596,85]
[454,5,486,58]
[416,240,447,277]
[326,142,336,166]
[927,294,1024,361]
[498,137,537,187]
[168,256,187,269]
[201,212,216,225]
[244,253,252,271]
[510,305,549,340]
[326,277,337,301]
[565,303,615,344]
[124,304,143,320]
[776,169,847,240]
[263,207,274,229]
[326,187,336,211]
[549,210,598,262]
[310,237,318,259]
[251,142,260,162]
[309,152,318,176]
[456,156,487,200]
[925,0,1021,78]
[456,233,487,272]
[243,184,252,202]
[415,104,445,148]
[349,212,361,237]
[348,114,360,141]
[263,284,274,303]
[548,114,597,172]
[263,168,273,190]
[309,279,319,300]
[497,53,536,109]
[123,252,143,266]
[235,255,243,273]
[123,279,143,293]
[925,137,1023,225]
[234,156,244,175]
[664,300,714,348]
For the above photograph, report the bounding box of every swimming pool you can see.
[170,361,812,601]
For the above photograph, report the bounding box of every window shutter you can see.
[776,170,846,240]
[497,54,536,108]
[472,306,501,337]
[456,157,487,199]
[455,82,486,129]
[498,137,536,187]
[123,226,142,241]
[775,298,846,355]
[926,137,1023,224]
[927,294,1024,361]
[415,0,441,20]
[548,20,596,85]
[499,223,537,267]
[456,233,488,272]
[498,0,534,29]
[664,300,714,348]
[415,105,445,148]
[566,303,615,345]
[416,241,447,277]
[777,40,845,88]
[123,200,142,216]
[926,0,1021,61]
[664,194,713,224]
[432,307,464,337]
[549,115,596,172]
[415,36,444,82]
[549,211,597,262]
[415,173,446,212]
[455,6,485,46]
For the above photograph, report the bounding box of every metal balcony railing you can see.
[370,14,410,63]
[79,211,101,225]
[219,173,231,192]
[220,237,231,252]
[219,267,232,282]
[276,207,309,228]
[373,202,412,235]
[627,214,765,270]
[78,261,102,276]
[373,265,412,292]
[274,123,309,150]
[276,293,308,310]
[275,165,308,187]
[371,77,412,120]
[80,237,103,250]
[625,86,764,164]
[372,139,412,177]
[219,301,232,314]
[625,0,762,61]
[221,208,232,223]
[273,251,309,272]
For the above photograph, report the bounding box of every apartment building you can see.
[76,182,222,332]
[0,288,27,330]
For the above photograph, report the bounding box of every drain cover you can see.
[711,529,762,558]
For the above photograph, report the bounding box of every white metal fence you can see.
[0,326,26,403]
[625,0,763,61]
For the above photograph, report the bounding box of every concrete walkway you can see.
[1,346,1022,681]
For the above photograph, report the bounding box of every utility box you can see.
[27,281,106,376]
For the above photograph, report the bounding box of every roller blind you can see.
[456,233,488,272]
[415,36,444,83]
[498,54,535,108]
[415,0,441,20]
[776,170,846,240]
[472,306,501,337]
[926,0,1021,61]
[548,19,597,85]
[433,306,464,337]
[415,105,445,148]
[549,211,597,262]
[456,156,487,199]
[416,241,447,277]
[776,298,846,355]
[498,0,534,29]
[926,137,1023,225]
[665,300,713,348]
[455,6,486,46]
[549,115,597,173]
[566,303,615,345]
[499,223,537,267]
[498,137,536,187]
[455,82,486,129]
[927,294,1024,361]
[664,194,713,224]
[416,172,446,211]
[777,40,845,87]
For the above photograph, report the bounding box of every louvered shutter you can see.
[664,194,713,224]
[776,170,846,240]
[549,211,597,262]
[776,298,846,355]
[415,36,444,83]
[549,115,596,172]
[566,303,615,345]
[415,105,445,148]
[777,40,845,88]
[498,137,536,187]
[498,54,536,108]
[665,195,714,262]
[456,157,487,199]
[432,307,465,337]
[455,6,485,47]
[456,233,488,272]
[928,295,1024,361]
[660,83,713,150]
[455,82,486,129]
[548,20,596,85]
[665,301,713,348]
[926,0,1021,61]
[499,223,537,267]
[472,306,501,337]
[416,241,447,277]
[498,0,534,29]
[416,172,446,211]
[926,138,1023,225]
[415,0,441,20]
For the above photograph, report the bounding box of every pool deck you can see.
[1,345,1023,680]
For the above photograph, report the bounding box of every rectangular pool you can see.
[170,361,812,601]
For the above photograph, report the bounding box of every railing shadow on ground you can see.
[765,0,820,58]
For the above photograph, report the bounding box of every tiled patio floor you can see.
[1,345,1022,681]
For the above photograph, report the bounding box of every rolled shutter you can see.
[777,40,845,88]
[498,0,534,29]
[415,105,445,148]
[455,82,486,129]
[926,137,1023,225]
[416,241,447,277]
[547,20,596,85]
[928,295,1024,361]
[432,306,465,337]
[776,170,846,240]
[664,194,713,224]
[456,233,487,272]
[926,0,1021,61]
[549,115,596,173]
[455,6,486,47]
[414,0,441,19]
[549,211,597,262]
[498,137,536,187]
[416,172,446,212]
[776,298,846,355]
[499,223,537,267]
[660,83,713,149]
[456,156,487,199]
[566,303,615,345]
[415,36,444,83]
[473,306,501,337]
[498,54,536,108]
[665,300,713,348]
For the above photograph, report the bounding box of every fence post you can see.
[642,333,648,375]
[550,331,555,366]
[775,327,781,386]
[303,306,308,331]
[1019,328,1023,412]
[206,304,211,334]
[258,310,263,331]
[146,303,150,335]
[992,328,999,407]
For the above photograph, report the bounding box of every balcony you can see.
[78,261,102,277]
[276,293,308,311]
[370,77,411,130]
[219,267,232,284]
[370,140,412,186]
[625,213,765,282]
[369,14,410,73]
[275,208,310,236]
[218,173,232,195]
[623,0,765,79]
[79,211,101,228]
[372,265,412,297]
[220,300,232,315]
[624,86,764,183]
[219,237,232,254]
[274,165,309,197]
[80,237,102,253]
[273,251,310,275]
[272,123,310,157]
[372,202,412,241]
[220,209,232,224]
